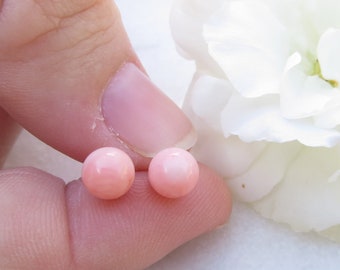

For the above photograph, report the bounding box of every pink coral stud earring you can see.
[148,148,199,199]
[81,147,135,200]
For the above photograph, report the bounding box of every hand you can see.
[0,1,231,269]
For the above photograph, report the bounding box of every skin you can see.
[0,1,232,269]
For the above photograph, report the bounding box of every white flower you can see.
[171,0,340,239]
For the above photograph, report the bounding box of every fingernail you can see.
[101,63,196,157]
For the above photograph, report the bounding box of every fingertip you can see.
[66,165,232,269]
[195,163,232,227]
[81,147,135,200]
[0,167,72,270]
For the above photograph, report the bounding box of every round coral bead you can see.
[148,148,199,198]
[82,147,135,200]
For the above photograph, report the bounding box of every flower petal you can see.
[281,54,336,119]
[190,133,267,180]
[318,28,340,83]
[170,0,225,74]
[221,92,340,147]
[253,145,340,232]
[189,74,233,132]
[281,51,340,128]
[314,106,340,129]
[228,142,302,202]
[204,0,290,97]
[309,0,340,37]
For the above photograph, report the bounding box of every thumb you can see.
[0,0,195,168]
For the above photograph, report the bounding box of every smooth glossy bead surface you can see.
[82,147,135,200]
[148,148,199,198]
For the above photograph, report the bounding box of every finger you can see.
[0,107,20,167]
[0,165,231,270]
[0,0,196,169]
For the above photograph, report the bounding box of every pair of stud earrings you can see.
[81,147,199,200]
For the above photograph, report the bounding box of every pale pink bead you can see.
[82,147,135,200]
[148,148,199,198]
